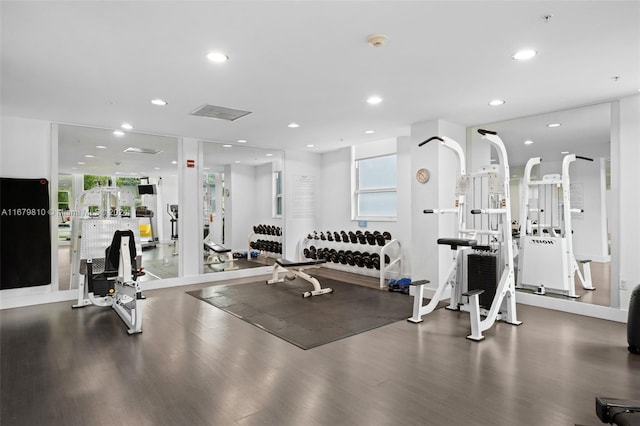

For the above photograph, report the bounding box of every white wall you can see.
[225,163,257,251]
[283,150,322,259]
[155,174,179,243]
[0,116,51,178]
[255,162,282,228]
[178,138,201,276]
[611,95,640,310]
[317,140,412,277]
[410,120,466,286]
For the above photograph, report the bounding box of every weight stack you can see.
[467,254,497,309]
[628,284,640,354]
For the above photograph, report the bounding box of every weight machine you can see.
[71,186,144,334]
[517,154,595,297]
[408,129,522,341]
[167,204,179,256]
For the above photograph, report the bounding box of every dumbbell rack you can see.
[299,231,402,289]
[248,224,282,259]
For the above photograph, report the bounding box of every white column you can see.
[410,119,466,284]
[178,138,201,277]
[611,94,640,310]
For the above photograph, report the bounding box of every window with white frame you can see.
[353,153,397,219]
[272,170,283,218]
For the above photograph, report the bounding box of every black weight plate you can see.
[383,231,392,240]
[373,258,380,270]
[358,234,367,244]
[376,234,386,246]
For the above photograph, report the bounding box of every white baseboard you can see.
[0,266,274,310]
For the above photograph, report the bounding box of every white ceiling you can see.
[2,1,639,159]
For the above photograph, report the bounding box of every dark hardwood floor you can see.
[2,273,638,426]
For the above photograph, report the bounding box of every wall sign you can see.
[186,159,195,168]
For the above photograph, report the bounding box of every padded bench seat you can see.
[276,258,326,268]
[437,238,478,249]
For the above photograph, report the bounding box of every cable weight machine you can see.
[408,129,521,341]
[517,154,596,297]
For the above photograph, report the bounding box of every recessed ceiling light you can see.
[85,154,94,158]
[547,123,561,128]
[206,52,229,63]
[237,139,247,143]
[203,167,211,170]
[113,130,125,136]
[490,158,497,163]
[266,153,273,157]
[488,99,506,106]
[524,140,534,145]
[234,160,240,163]
[154,167,161,170]
[151,99,168,106]
[121,123,133,130]
[367,96,383,105]
[222,144,232,148]
[96,145,107,149]
[512,49,537,60]
[365,130,375,134]
[561,151,570,154]
[77,162,85,165]
[306,144,314,148]
[171,161,177,164]
[288,123,299,128]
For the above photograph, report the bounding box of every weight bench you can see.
[204,240,237,270]
[267,258,333,298]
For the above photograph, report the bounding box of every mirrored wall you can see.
[472,102,613,307]
[200,141,284,274]
[57,124,180,289]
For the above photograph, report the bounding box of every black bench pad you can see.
[437,238,478,247]
[276,259,326,267]
[204,242,231,253]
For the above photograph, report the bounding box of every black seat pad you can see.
[276,258,326,267]
[204,241,231,253]
[437,238,477,247]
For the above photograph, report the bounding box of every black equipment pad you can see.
[205,242,231,253]
[437,238,477,248]
[276,258,326,268]
[188,277,444,350]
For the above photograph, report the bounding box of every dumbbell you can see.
[320,232,327,241]
[326,232,334,242]
[365,232,376,245]
[348,231,357,243]
[357,233,367,244]
[340,231,349,243]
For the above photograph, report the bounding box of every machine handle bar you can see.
[471,208,506,214]
[423,208,458,214]
[419,136,443,147]
[576,155,594,162]
[477,129,497,136]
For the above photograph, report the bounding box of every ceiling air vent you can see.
[190,104,252,121]
[124,147,163,154]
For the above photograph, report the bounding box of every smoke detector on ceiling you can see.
[367,34,388,47]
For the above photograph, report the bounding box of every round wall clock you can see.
[416,168,430,184]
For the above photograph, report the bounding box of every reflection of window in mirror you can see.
[273,170,283,218]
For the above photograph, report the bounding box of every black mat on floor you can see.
[188,277,422,350]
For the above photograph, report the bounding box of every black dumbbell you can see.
[383,231,392,240]
[358,233,367,244]
[376,234,386,246]
[366,233,376,245]
[327,232,334,242]
[320,232,326,241]
[349,231,357,243]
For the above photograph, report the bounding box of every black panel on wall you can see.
[0,178,51,289]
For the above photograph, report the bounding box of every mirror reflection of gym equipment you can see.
[517,154,596,298]
[475,102,612,308]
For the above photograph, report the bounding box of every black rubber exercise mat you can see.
[188,277,416,350]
